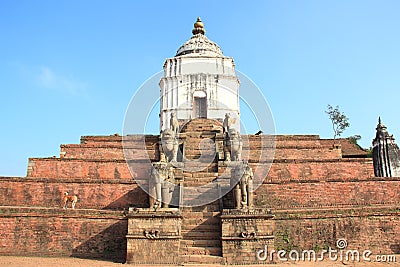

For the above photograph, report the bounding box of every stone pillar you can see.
[221,209,275,264]
[126,208,182,265]
[372,117,400,177]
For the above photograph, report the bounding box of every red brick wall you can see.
[80,135,159,147]
[27,159,152,180]
[274,206,400,255]
[61,145,125,160]
[60,142,158,161]
[249,159,374,183]
[272,148,341,160]
[0,207,127,262]
[27,158,374,182]
[0,177,148,209]
[255,179,400,208]
[28,134,374,183]
[248,135,321,149]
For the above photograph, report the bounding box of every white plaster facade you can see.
[159,18,240,131]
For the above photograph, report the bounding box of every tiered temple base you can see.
[0,119,399,264]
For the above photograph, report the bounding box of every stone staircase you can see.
[180,208,223,264]
[178,118,224,264]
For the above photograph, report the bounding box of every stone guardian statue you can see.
[160,128,179,162]
[232,162,254,209]
[170,112,179,135]
[224,128,242,161]
[150,163,175,209]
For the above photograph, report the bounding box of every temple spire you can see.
[372,117,400,177]
[192,17,205,35]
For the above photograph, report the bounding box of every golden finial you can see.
[192,17,205,35]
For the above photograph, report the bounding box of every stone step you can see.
[180,239,221,247]
[182,193,220,198]
[183,181,222,186]
[183,167,218,173]
[181,192,219,199]
[181,200,220,206]
[182,217,220,225]
[184,170,219,175]
[181,223,220,231]
[184,148,216,153]
[182,222,219,227]
[180,255,223,264]
[182,183,220,189]
[183,177,219,182]
[180,246,222,256]
[181,209,220,216]
[183,150,216,154]
[182,231,221,239]
[183,123,221,129]
[183,176,218,181]
[181,204,221,212]
[182,185,219,191]
[184,151,216,156]
[183,164,218,171]
[183,182,218,187]
[182,192,220,198]
[183,157,216,162]
[184,144,216,149]
[183,162,217,166]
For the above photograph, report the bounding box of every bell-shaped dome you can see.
[175,18,223,57]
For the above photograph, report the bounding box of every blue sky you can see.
[1,1,400,176]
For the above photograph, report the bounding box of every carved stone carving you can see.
[240,231,256,238]
[223,113,231,134]
[144,229,160,239]
[232,162,254,209]
[170,112,179,135]
[160,128,179,162]
[224,128,242,162]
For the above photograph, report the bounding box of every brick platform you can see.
[1,119,399,264]
[126,208,182,265]
[0,206,127,262]
[221,209,275,265]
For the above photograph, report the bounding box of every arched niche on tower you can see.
[192,90,207,119]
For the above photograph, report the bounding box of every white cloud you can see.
[37,66,88,95]
[38,67,55,87]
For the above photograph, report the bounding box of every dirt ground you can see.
[0,256,398,267]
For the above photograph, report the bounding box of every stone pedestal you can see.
[126,208,182,265]
[221,209,275,265]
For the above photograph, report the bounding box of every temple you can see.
[159,17,240,131]
[372,117,400,177]
[0,18,399,265]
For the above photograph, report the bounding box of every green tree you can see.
[325,104,350,141]
[347,134,361,145]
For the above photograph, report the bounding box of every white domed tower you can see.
[159,18,240,131]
